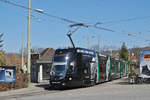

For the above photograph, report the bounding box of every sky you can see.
[0,0,150,53]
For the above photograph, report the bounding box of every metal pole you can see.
[98,35,100,52]
[21,32,24,72]
[27,0,31,86]
[129,50,131,73]
[111,49,112,56]
[88,35,90,49]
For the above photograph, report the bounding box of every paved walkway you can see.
[0,77,130,100]
[2,77,150,100]
[0,82,50,99]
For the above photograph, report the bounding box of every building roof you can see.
[39,48,54,62]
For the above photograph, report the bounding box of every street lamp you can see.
[35,9,44,13]
[27,0,44,86]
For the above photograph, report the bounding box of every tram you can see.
[49,47,128,89]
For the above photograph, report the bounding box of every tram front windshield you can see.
[51,54,69,76]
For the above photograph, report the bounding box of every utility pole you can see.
[128,49,131,73]
[27,0,31,86]
[21,32,24,72]
[88,35,90,49]
[111,48,112,56]
[98,35,100,52]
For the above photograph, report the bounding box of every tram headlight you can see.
[62,82,66,86]
[66,56,69,60]
[84,69,88,74]
[69,77,72,80]
[50,71,55,75]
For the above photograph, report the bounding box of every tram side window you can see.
[76,53,92,68]
[118,62,120,72]
[122,63,125,73]
[81,54,92,68]
[99,56,104,73]
[111,58,115,74]
[99,62,103,73]
[103,60,106,73]
[102,58,107,74]
[116,61,119,73]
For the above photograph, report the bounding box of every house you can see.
[31,48,54,83]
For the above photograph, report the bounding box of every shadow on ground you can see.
[35,84,54,90]
[35,83,88,91]
[114,78,131,85]
[115,81,130,85]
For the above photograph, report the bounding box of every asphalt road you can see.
[2,78,150,100]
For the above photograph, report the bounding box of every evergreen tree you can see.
[119,42,129,61]
[0,33,6,65]
[0,33,3,49]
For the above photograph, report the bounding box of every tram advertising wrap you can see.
[140,50,150,78]
[0,66,16,83]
